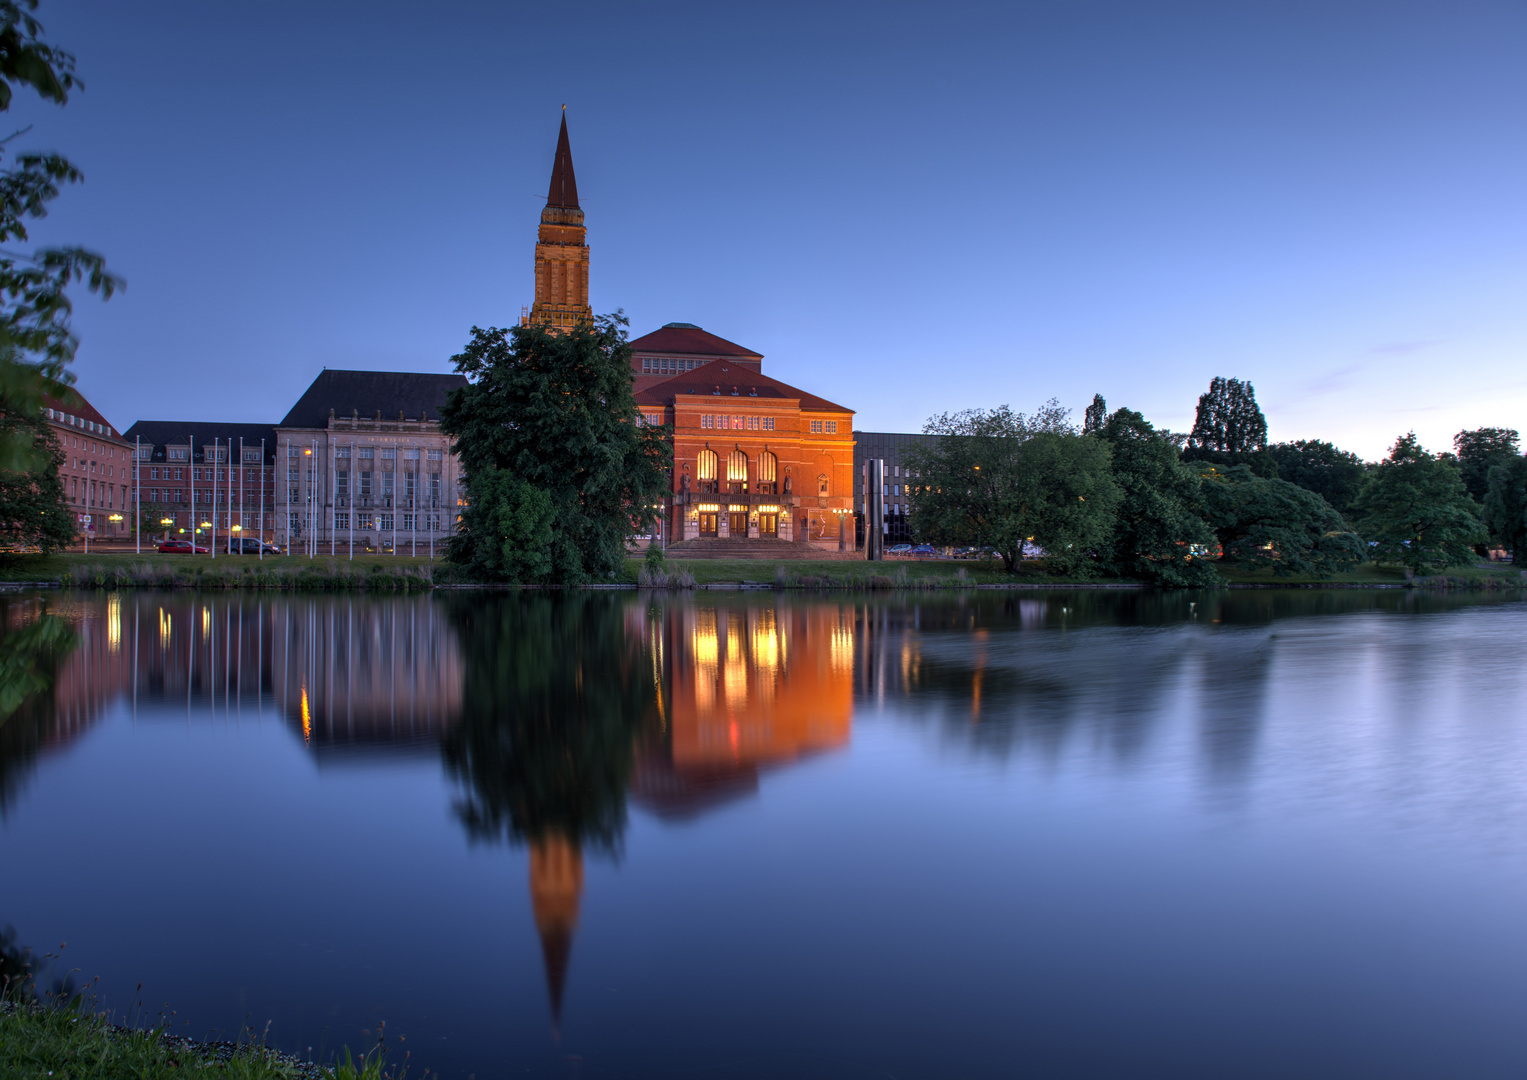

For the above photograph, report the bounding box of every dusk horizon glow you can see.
[14,0,1526,459]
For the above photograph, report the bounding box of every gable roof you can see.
[628,324,762,360]
[122,421,279,461]
[634,360,851,414]
[278,370,469,429]
[44,389,129,442]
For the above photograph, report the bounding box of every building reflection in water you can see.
[630,600,854,818]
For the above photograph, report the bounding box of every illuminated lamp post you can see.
[160,517,174,545]
[230,522,242,556]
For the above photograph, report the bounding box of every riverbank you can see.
[0,551,1521,590]
[0,998,393,1079]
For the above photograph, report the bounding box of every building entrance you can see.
[698,511,718,537]
[758,512,778,537]
[728,511,749,536]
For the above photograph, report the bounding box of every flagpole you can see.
[211,438,218,559]
[134,435,141,554]
[259,438,265,561]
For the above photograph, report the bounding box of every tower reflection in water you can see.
[0,591,856,1031]
[440,594,854,1029]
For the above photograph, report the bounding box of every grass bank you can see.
[2,552,1519,591]
[0,552,463,590]
[0,999,397,1080]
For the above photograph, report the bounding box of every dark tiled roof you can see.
[44,389,129,441]
[547,112,579,209]
[278,369,468,429]
[122,421,279,462]
[634,360,851,414]
[628,324,763,360]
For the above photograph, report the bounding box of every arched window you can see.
[727,449,748,493]
[757,451,778,494]
[818,473,829,497]
[697,449,718,493]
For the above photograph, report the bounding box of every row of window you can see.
[69,479,129,507]
[700,415,777,431]
[334,513,443,531]
[290,445,444,460]
[45,408,114,437]
[333,471,441,498]
[809,420,839,434]
[641,357,701,374]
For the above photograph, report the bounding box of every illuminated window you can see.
[726,449,748,483]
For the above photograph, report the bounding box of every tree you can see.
[1082,393,1107,434]
[1482,455,1527,565]
[1266,439,1367,517]
[0,398,71,550]
[0,1,120,473]
[1091,407,1219,586]
[905,401,1121,574]
[1453,427,1520,503]
[1188,376,1268,454]
[1351,433,1484,575]
[1184,376,1275,476]
[1197,464,1366,577]
[439,315,670,584]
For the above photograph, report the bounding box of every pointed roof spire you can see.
[546,107,579,209]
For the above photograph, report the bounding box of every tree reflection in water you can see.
[439,593,660,1028]
[0,596,79,815]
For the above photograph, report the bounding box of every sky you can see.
[11,0,1527,460]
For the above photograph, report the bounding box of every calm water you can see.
[2,587,1526,1078]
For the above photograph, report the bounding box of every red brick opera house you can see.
[629,325,855,548]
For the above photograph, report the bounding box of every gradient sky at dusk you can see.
[14,0,1526,459]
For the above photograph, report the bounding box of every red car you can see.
[157,538,209,554]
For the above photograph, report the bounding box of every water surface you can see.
[2,587,1525,1078]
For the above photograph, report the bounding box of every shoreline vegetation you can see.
[0,552,1521,592]
[0,999,398,1080]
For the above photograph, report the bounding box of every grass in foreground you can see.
[0,998,403,1080]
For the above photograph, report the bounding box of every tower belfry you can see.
[525,110,591,331]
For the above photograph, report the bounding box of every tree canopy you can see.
[1187,376,1267,454]
[1267,439,1367,517]
[1197,464,1365,577]
[1091,407,1219,586]
[0,393,70,550]
[439,315,670,584]
[1452,427,1520,504]
[905,401,1121,573]
[1482,455,1527,565]
[1351,433,1483,575]
[0,0,119,473]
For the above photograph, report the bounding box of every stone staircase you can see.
[660,537,862,561]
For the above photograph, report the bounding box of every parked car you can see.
[909,545,938,557]
[157,538,208,554]
[887,544,913,554]
[226,538,281,555]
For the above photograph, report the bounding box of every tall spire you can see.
[524,109,591,332]
[546,108,579,209]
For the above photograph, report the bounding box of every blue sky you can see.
[13,0,1526,459]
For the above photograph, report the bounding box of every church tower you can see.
[525,110,591,331]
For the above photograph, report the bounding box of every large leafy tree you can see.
[0,1,119,473]
[1452,427,1520,504]
[1091,407,1219,586]
[1184,376,1275,476]
[1266,439,1367,517]
[1197,464,1366,577]
[905,401,1121,574]
[1351,433,1484,575]
[1482,455,1527,565]
[439,315,670,584]
[0,394,68,549]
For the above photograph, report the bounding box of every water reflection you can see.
[2,585,1524,1068]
